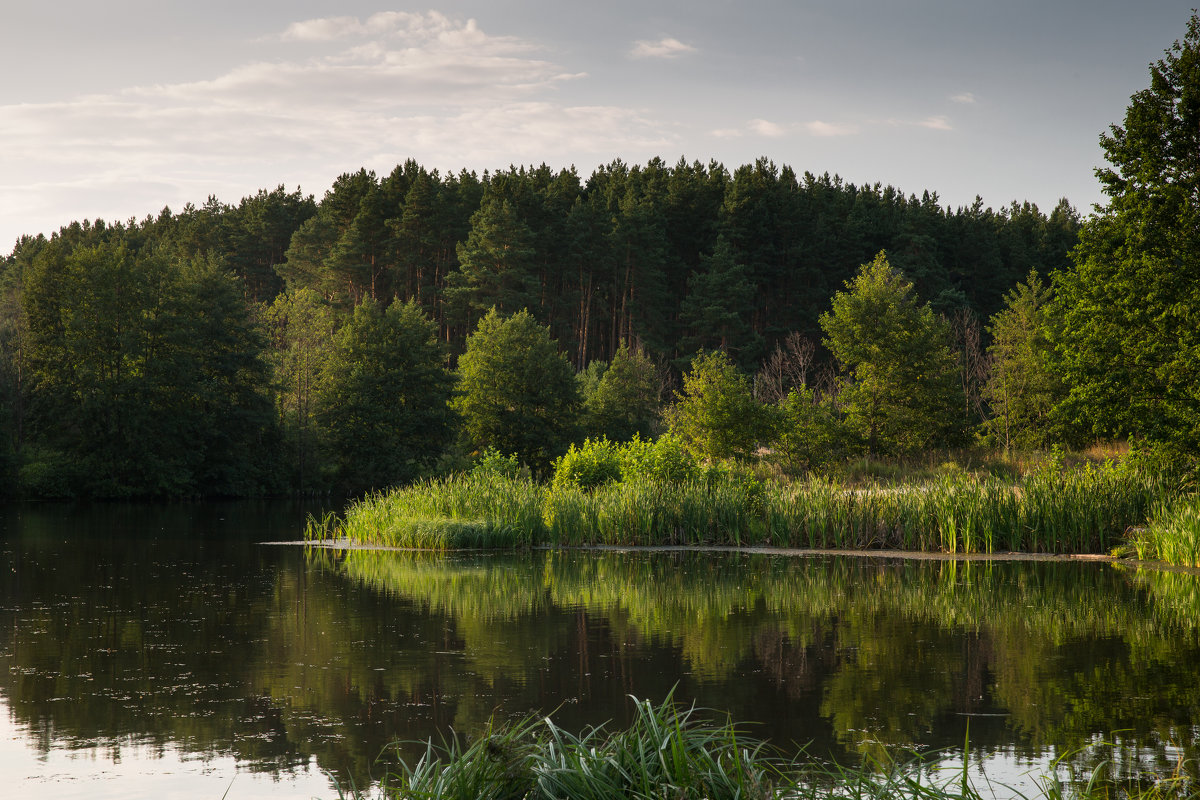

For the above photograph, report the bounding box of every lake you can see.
[1,502,1198,798]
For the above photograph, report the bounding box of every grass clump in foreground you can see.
[344,695,1197,800]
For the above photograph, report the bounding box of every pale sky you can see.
[1,1,1194,254]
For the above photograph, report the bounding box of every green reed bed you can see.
[312,472,546,549]
[760,462,1170,554]
[347,694,1196,800]
[546,478,766,547]
[1131,498,1200,568]
[325,459,1171,554]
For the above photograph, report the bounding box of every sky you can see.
[1,0,1195,254]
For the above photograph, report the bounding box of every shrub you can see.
[618,434,699,483]
[552,438,622,491]
[471,448,524,480]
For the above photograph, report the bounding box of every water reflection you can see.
[1,504,1199,797]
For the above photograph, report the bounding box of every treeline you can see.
[0,157,1084,498]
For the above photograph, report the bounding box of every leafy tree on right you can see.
[1054,12,1200,455]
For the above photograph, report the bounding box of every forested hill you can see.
[3,157,1079,369]
[0,156,1081,498]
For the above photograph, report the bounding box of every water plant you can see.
[323,471,547,550]
[344,694,1198,800]
[323,450,1175,554]
[1131,497,1200,568]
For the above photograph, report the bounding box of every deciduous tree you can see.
[667,349,768,462]
[820,252,961,456]
[453,308,579,474]
[1054,12,1200,453]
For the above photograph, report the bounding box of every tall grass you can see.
[380,694,777,800]
[309,472,546,550]
[1131,498,1200,568]
[348,695,1197,800]
[323,459,1173,555]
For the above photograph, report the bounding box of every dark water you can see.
[1,502,1199,798]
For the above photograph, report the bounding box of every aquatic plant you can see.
[327,457,1172,554]
[326,472,546,550]
[344,694,1199,799]
[1131,498,1200,568]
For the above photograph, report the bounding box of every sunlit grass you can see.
[317,457,1174,555]
[1131,498,1200,568]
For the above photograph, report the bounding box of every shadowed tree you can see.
[453,308,580,474]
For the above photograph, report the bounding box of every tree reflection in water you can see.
[1,507,1197,793]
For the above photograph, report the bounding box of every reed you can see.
[332,458,1171,555]
[380,694,779,800]
[1131,497,1200,568]
[325,472,546,550]
[345,695,1197,800]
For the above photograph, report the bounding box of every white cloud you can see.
[749,118,786,137]
[804,120,859,137]
[0,11,677,246]
[710,127,744,139]
[880,115,954,131]
[721,118,858,138]
[630,37,696,59]
[950,92,976,104]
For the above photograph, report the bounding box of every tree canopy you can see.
[453,308,581,474]
[820,252,962,456]
[1054,11,1200,454]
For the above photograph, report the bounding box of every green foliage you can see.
[617,433,699,483]
[981,271,1068,449]
[679,234,762,366]
[382,695,779,800]
[1132,497,1200,567]
[1054,12,1200,456]
[265,287,338,492]
[768,387,852,475]
[471,447,523,480]
[668,350,770,462]
[820,252,962,457]
[580,343,661,441]
[20,241,276,496]
[0,155,1093,500]
[317,299,455,493]
[342,457,1169,553]
[331,471,547,549]
[453,308,581,475]
[552,438,623,491]
[446,197,539,325]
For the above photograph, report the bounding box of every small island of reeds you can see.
[307,438,1200,565]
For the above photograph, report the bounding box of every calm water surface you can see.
[1,502,1199,798]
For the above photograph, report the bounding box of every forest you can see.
[0,11,1195,500]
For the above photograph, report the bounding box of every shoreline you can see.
[264,538,1200,574]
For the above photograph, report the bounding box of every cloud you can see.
[880,115,954,132]
[630,37,696,59]
[804,120,859,137]
[950,92,976,104]
[918,115,953,131]
[749,118,786,137]
[0,11,677,246]
[712,118,858,139]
